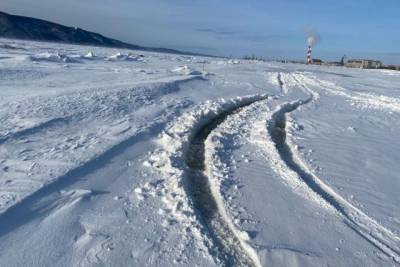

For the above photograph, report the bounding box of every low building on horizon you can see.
[381,65,400,71]
[323,61,343,67]
[310,58,323,65]
[345,59,382,69]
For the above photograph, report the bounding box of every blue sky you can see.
[2,0,400,64]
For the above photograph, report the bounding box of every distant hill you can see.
[0,11,199,55]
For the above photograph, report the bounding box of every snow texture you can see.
[0,38,399,266]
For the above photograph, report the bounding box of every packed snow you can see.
[0,38,399,266]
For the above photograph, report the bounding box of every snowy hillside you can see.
[0,38,399,266]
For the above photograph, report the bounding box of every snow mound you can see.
[172,65,202,75]
[213,59,240,65]
[106,53,144,62]
[228,59,241,64]
[83,51,96,59]
[29,52,81,63]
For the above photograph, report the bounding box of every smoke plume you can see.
[307,34,320,47]
[304,27,320,47]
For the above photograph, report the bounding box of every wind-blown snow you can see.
[0,38,399,266]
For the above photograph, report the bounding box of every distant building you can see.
[323,61,343,66]
[345,59,382,69]
[381,65,400,71]
[311,58,323,65]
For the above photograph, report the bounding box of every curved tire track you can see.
[184,98,267,267]
[267,99,400,263]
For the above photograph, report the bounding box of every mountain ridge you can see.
[0,11,205,56]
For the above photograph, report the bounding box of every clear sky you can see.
[1,0,400,64]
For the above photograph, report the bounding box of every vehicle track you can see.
[265,88,400,262]
[297,72,400,113]
[185,98,267,267]
[276,73,285,94]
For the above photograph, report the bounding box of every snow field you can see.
[1,38,400,266]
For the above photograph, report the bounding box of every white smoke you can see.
[307,34,320,47]
[304,27,320,47]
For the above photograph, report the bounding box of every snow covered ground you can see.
[0,38,399,266]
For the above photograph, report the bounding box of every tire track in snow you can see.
[146,96,270,266]
[289,73,320,100]
[259,72,400,263]
[266,72,286,95]
[185,98,267,267]
[297,72,400,113]
[268,72,319,100]
[276,73,285,94]
[267,100,400,262]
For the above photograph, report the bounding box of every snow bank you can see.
[83,51,96,59]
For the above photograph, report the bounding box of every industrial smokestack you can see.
[305,30,320,64]
[307,45,312,64]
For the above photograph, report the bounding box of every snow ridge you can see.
[0,76,199,215]
[0,116,70,145]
